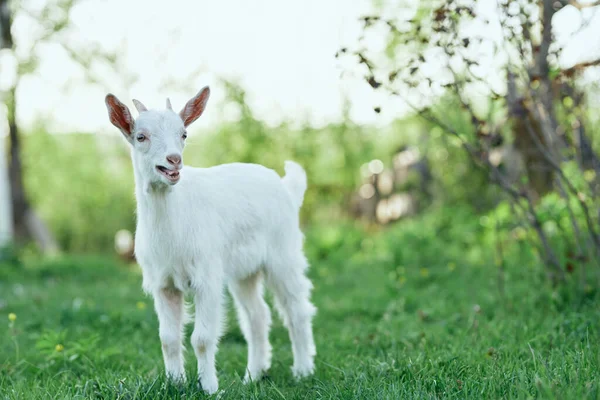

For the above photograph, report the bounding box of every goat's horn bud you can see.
[166,98,173,110]
[132,99,148,114]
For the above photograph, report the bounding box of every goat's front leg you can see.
[153,287,186,382]
[191,275,224,395]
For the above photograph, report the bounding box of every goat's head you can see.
[104,87,210,186]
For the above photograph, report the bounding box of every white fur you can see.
[105,89,316,395]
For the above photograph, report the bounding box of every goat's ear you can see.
[179,86,210,127]
[105,94,135,141]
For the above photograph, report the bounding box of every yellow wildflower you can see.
[420,268,430,278]
[8,313,16,322]
[136,301,147,310]
[55,344,64,352]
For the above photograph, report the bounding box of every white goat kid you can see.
[104,87,316,394]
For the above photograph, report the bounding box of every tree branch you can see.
[569,0,600,9]
[560,59,600,77]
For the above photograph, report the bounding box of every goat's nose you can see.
[166,154,182,168]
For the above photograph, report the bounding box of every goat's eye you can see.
[182,132,188,140]
[136,134,146,142]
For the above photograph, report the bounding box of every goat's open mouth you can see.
[156,166,180,182]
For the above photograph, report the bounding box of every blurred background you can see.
[3,0,600,397]
[1,0,600,284]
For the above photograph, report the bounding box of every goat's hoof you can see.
[199,376,219,395]
[292,362,315,380]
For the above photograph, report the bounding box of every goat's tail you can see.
[281,161,307,209]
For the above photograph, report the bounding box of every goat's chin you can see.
[147,175,180,189]
[159,176,180,186]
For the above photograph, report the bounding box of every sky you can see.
[7,0,389,134]
[2,0,600,135]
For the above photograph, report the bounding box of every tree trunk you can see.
[512,114,554,199]
[1,0,57,253]
[504,0,564,200]
[507,72,554,199]
[0,0,13,247]
[0,128,12,247]
[6,86,58,253]
[6,86,30,240]
[0,0,12,50]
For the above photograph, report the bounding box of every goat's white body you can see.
[135,162,305,293]
[133,160,315,393]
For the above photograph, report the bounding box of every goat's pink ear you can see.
[179,86,210,127]
[105,94,135,140]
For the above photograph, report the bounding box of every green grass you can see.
[1,217,600,399]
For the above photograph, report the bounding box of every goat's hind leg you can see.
[267,253,316,379]
[229,272,272,383]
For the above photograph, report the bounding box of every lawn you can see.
[1,213,599,399]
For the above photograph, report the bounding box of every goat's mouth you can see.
[156,166,180,183]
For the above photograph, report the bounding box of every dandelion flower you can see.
[55,344,64,352]
[8,313,16,322]
[136,301,146,310]
[420,268,430,278]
